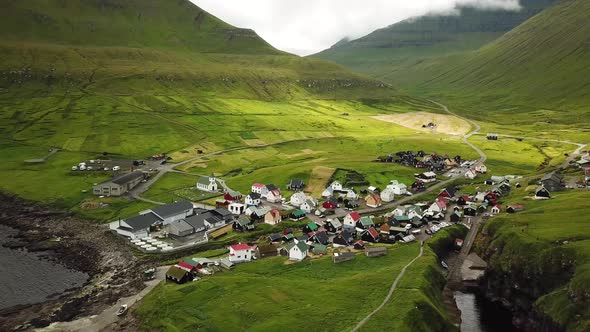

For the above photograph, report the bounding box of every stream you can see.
[455,291,519,332]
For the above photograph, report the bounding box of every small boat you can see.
[116,304,128,316]
[441,261,449,270]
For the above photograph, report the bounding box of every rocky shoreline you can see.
[0,193,146,331]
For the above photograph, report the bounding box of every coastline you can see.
[0,193,146,330]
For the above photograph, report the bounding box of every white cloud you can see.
[191,0,520,56]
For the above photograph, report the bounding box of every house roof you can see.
[541,172,563,183]
[289,179,304,187]
[183,213,212,230]
[213,207,232,218]
[198,176,212,185]
[348,211,361,221]
[328,218,342,228]
[225,189,242,198]
[166,266,188,279]
[236,216,252,227]
[359,216,374,226]
[292,209,306,217]
[394,215,410,222]
[247,192,261,199]
[441,187,457,197]
[152,201,193,219]
[266,184,278,191]
[168,220,193,233]
[312,244,327,254]
[177,261,195,270]
[287,241,309,252]
[306,222,319,231]
[230,243,253,251]
[124,212,162,230]
[267,209,281,218]
[252,183,265,188]
[107,171,145,185]
[366,227,379,239]
[423,171,437,177]
[389,226,407,232]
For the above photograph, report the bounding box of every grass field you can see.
[136,226,466,332]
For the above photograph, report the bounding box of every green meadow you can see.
[137,227,466,332]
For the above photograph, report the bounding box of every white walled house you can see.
[266,189,283,203]
[245,193,261,206]
[380,188,395,203]
[251,183,265,194]
[300,198,318,213]
[322,187,334,198]
[228,203,246,215]
[197,176,218,192]
[343,211,361,229]
[290,192,308,207]
[387,181,407,195]
[474,163,488,174]
[330,181,343,191]
[228,243,257,263]
[465,169,477,180]
[287,241,309,261]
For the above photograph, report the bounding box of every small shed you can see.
[365,247,387,257]
[333,252,356,264]
[166,266,190,284]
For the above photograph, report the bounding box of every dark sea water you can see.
[455,291,519,332]
[0,225,88,311]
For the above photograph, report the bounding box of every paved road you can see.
[38,266,169,332]
[428,100,486,163]
[351,244,424,332]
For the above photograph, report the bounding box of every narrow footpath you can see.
[351,244,424,332]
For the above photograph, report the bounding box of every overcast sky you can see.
[191,0,521,56]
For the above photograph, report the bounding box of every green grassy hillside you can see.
[477,189,590,332]
[313,0,556,84]
[405,0,590,123]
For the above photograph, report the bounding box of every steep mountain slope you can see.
[403,0,590,124]
[313,0,557,82]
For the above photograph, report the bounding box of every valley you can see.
[0,0,588,331]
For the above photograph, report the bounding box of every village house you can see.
[360,227,380,243]
[290,209,306,221]
[415,171,437,183]
[322,186,334,198]
[474,163,487,174]
[264,209,283,225]
[197,175,218,192]
[322,197,338,210]
[353,240,366,250]
[245,206,271,220]
[365,194,382,208]
[233,216,256,232]
[380,187,395,203]
[251,183,265,194]
[245,192,261,206]
[228,202,246,215]
[457,195,471,206]
[266,188,283,203]
[464,205,477,217]
[303,222,319,234]
[330,181,343,191]
[344,211,361,229]
[287,179,305,191]
[491,204,501,215]
[228,243,257,263]
[387,180,407,195]
[325,218,342,233]
[92,170,145,197]
[286,240,309,261]
[301,198,318,213]
[333,230,355,247]
[166,266,190,284]
[407,206,423,220]
[450,210,463,223]
[507,205,524,213]
[224,190,242,203]
[411,181,425,192]
[438,187,458,201]
[290,191,308,207]
[311,244,328,255]
[309,231,329,245]
[356,216,375,230]
[428,199,447,214]
[464,169,477,180]
[540,172,564,192]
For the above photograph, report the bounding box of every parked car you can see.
[113,166,121,171]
